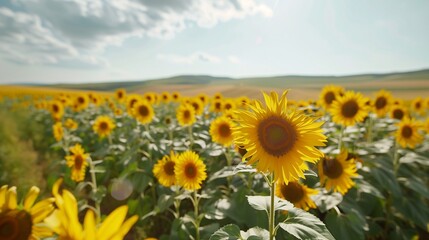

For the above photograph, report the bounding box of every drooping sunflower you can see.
[233,91,327,184]
[153,151,178,187]
[390,105,408,121]
[133,100,154,124]
[395,117,424,149]
[64,118,78,130]
[53,122,64,142]
[93,115,115,138]
[275,181,318,211]
[176,104,196,126]
[210,116,235,146]
[50,100,64,120]
[65,144,90,182]
[411,97,425,116]
[373,90,392,117]
[318,150,358,195]
[319,85,345,110]
[115,88,126,102]
[45,179,138,240]
[329,91,368,126]
[175,151,207,191]
[0,185,55,240]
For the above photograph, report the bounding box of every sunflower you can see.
[45,179,138,240]
[143,92,156,105]
[395,117,424,149]
[115,88,126,102]
[175,151,207,190]
[65,118,78,130]
[197,94,209,105]
[153,151,178,187]
[160,92,171,103]
[133,100,154,124]
[50,100,64,120]
[210,99,223,113]
[210,116,235,146]
[237,96,250,109]
[390,105,408,121]
[373,90,392,117]
[74,94,89,112]
[411,97,425,116]
[53,122,64,142]
[424,117,429,134]
[234,91,327,184]
[213,93,223,100]
[176,104,196,126]
[329,91,368,126]
[65,144,90,182]
[319,85,345,110]
[93,115,115,138]
[172,92,181,101]
[275,181,318,211]
[318,150,358,195]
[190,98,204,115]
[222,98,236,112]
[0,185,55,240]
[126,94,143,116]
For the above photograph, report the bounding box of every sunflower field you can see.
[0,85,429,240]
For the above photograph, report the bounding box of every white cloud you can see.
[157,52,221,64]
[0,0,272,67]
[228,55,241,64]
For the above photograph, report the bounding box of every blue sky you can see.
[0,0,428,84]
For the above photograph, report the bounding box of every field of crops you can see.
[0,85,428,240]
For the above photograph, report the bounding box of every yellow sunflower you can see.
[160,92,171,103]
[45,179,138,240]
[390,105,408,121]
[213,92,223,100]
[237,96,250,109]
[395,117,424,149]
[74,94,89,112]
[172,92,181,102]
[329,91,368,126]
[190,98,204,115]
[126,94,143,116]
[153,151,178,187]
[373,90,392,117]
[65,144,90,182]
[53,122,64,142]
[210,116,235,146]
[175,151,207,191]
[411,97,425,116]
[0,185,55,240]
[176,104,196,126]
[133,100,155,124]
[319,85,345,110]
[50,100,64,120]
[222,98,236,112]
[318,150,358,195]
[93,115,115,138]
[233,91,327,184]
[424,117,429,134]
[143,92,156,105]
[65,118,78,130]
[197,94,209,106]
[115,88,126,102]
[275,181,318,211]
[210,99,223,113]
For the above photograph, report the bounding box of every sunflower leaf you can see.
[240,227,270,239]
[247,196,293,215]
[209,224,241,240]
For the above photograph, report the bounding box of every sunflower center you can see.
[401,126,413,138]
[173,94,178,100]
[138,105,149,117]
[183,110,191,119]
[324,91,336,105]
[218,123,231,138]
[392,109,404,120]
[415,102,421,109]
[118,92,123,98]
[341,100,359,118]
[184,163,197,179]
[375,97,387,109]
[163,161,175,176]
[130,99,137,108]
[280,182,304,204]
[192,103,200,112]
[215,102,221,110]
[99,121,108,131]
[78,97,85,104]
[53,104,59,113]
[323,158,343,179]
[75,155,84,170]
[0,210,32,240]
[224,103,232,110]
[165,117,172,125]
[258,116,297,157]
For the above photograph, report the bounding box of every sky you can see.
[0,0,429,84]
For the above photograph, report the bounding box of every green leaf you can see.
[392,195,429,229]
[234,162,257,174]
[209,224,241,240]
[240,227,270,239]
[247,196,293,214]
[156,194,175,213]
[313,190,343,213]
[324,210,365,240]
[279,208,335,240]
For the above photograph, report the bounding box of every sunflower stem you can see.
[188,125,194,149]
[269,173,276,240]
[338,125,345,151]
[88,157,101,218]
[366,114,373,143]
[193,191,201,240]
[393,140,400,175]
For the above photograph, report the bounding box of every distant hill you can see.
[35,69,429,100]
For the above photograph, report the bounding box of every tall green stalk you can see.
[269,173,276,240]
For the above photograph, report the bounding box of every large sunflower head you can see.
[319,85,345,110]
[65,144,90,182]
[411,97,425,116]
[115,88,126,102]
[210,116,235,146]
[175,151,207,191]
[395,117,424,149]
[373,90,392,117]
[153,151,178,187]
[390,105,408,121]
[318,149,358,195]
[93,115,115,138]
[133,100,155,124]
[275,181,318,211]
[53,122,64,142]
[74,94,89,112]
[176,104,196,126]
[50,100,64,120]
[0,185,55,240]
[233,91,327,184]
[329,91,368,126]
